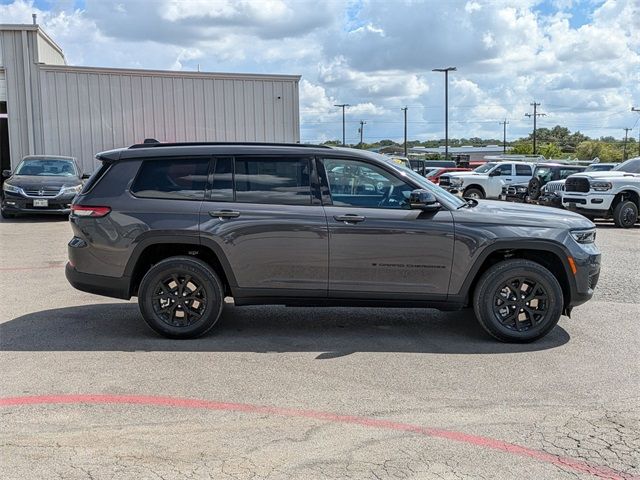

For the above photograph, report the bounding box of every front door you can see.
[199,155,328,295]
[319,157,455,298]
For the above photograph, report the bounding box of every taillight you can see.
[71,205,111,217]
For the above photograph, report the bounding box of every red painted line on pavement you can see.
[0,264,62,272]
[1,394,636,480]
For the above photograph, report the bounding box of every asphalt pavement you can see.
[0,215,638,479]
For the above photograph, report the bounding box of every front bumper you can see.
[562,192,614,213]
[2,192,75,215]
[537,194,562,208]
[566,243,601,309]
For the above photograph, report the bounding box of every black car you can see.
[500,163,586,203]
[65,141,600,343]
[1,155,86,218]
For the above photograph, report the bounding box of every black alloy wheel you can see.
[138,256,224,339]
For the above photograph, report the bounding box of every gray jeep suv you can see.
[66,142,601,342]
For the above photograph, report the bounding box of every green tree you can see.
[539,143,563,159]
[510,142,533,154]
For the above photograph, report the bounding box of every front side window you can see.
[234,157,311,205]
[131,158,209,200]
[496,164,513,176]
[323,158,414,209]
[15,158,77,177]
[614,159,640,174]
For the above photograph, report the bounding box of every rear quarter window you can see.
[80,162,111,194]
[131,158,209,200]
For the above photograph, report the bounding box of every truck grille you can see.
[565,177,590,193]
[543,181,564,193]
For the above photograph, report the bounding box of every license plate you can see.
[499,195,506,201]
[33,199,48,207]
[569,202,577,209]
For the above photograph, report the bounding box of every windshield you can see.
[612,158,640,174]
[534,166,554,182]
[473,162,497,173]
[15,158,77,177]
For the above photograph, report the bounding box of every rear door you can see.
[319,156,454,298]
[199,155,328,295]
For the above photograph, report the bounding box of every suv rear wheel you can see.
[612,200,638,228]
[138,256,224,339]
[473,259,563,342]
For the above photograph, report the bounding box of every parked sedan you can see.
[1,155,85,218]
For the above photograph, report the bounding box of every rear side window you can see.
[131,158,209,200]
[515,165,532,176]
[80,162,111,194]
[234,157,311,205]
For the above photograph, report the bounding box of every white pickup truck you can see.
[439,161,534,199]
[562,157,640,228]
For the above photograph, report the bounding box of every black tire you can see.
[138,256,225,339]
[473,259,564,343]
[528,178,542,200]
[612,200,638,228]
[464,187,484,199]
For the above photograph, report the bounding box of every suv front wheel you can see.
[473,259,564,342]
[138,256,225,339]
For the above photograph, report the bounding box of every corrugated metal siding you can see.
[36,32,65,65]
[39,66,300,173]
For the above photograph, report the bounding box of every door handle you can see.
[209,210,240,218]
[505,178,512,181]
[334,214,366,223]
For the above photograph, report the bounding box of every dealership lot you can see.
[0,216,638,479]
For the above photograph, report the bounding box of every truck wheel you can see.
[464,188,484,199]
[473,259,564,343]
[138,256,224,339]
[612,200,638,228]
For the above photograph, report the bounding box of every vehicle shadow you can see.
[0,214,68,223]
[0,302,570,356]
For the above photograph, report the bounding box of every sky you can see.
[1,0,639,144]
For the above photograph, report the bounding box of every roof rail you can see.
[129,141,332,149]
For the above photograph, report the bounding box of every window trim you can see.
[129,156,211,202]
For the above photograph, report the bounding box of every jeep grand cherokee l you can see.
[66,142,600,343]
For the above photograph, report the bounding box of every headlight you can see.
[61,184,83,194]
[590,181,612,191]
[2,183,21,194]
[571,229,596,244]
[450,177,463,187]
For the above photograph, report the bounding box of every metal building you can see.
[0,24,301,174]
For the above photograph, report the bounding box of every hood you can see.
[7,175,81,190]
[443,171,485,178]
[454,199,594,230]
[571,171,639,179]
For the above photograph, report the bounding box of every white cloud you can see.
[1,0,638,143]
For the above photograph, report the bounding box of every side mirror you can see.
[489,169,501,176]
[81,173,91,180]
[409,189,441,212]
[2,170,12,178]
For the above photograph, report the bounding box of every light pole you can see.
[432,67,456,160]
[401,106,408,156]
[633,107,640,156]
[334,104,350,146]
[358,120,367,147]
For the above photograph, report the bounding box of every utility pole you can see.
[623,127,632,160]
[432,67,457,160]
[401,106,408,156]
[334,104,350,146]
[358,120,367,146]
[525,102,546,154]
[633,108,640,156]
[500,119,509,154]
